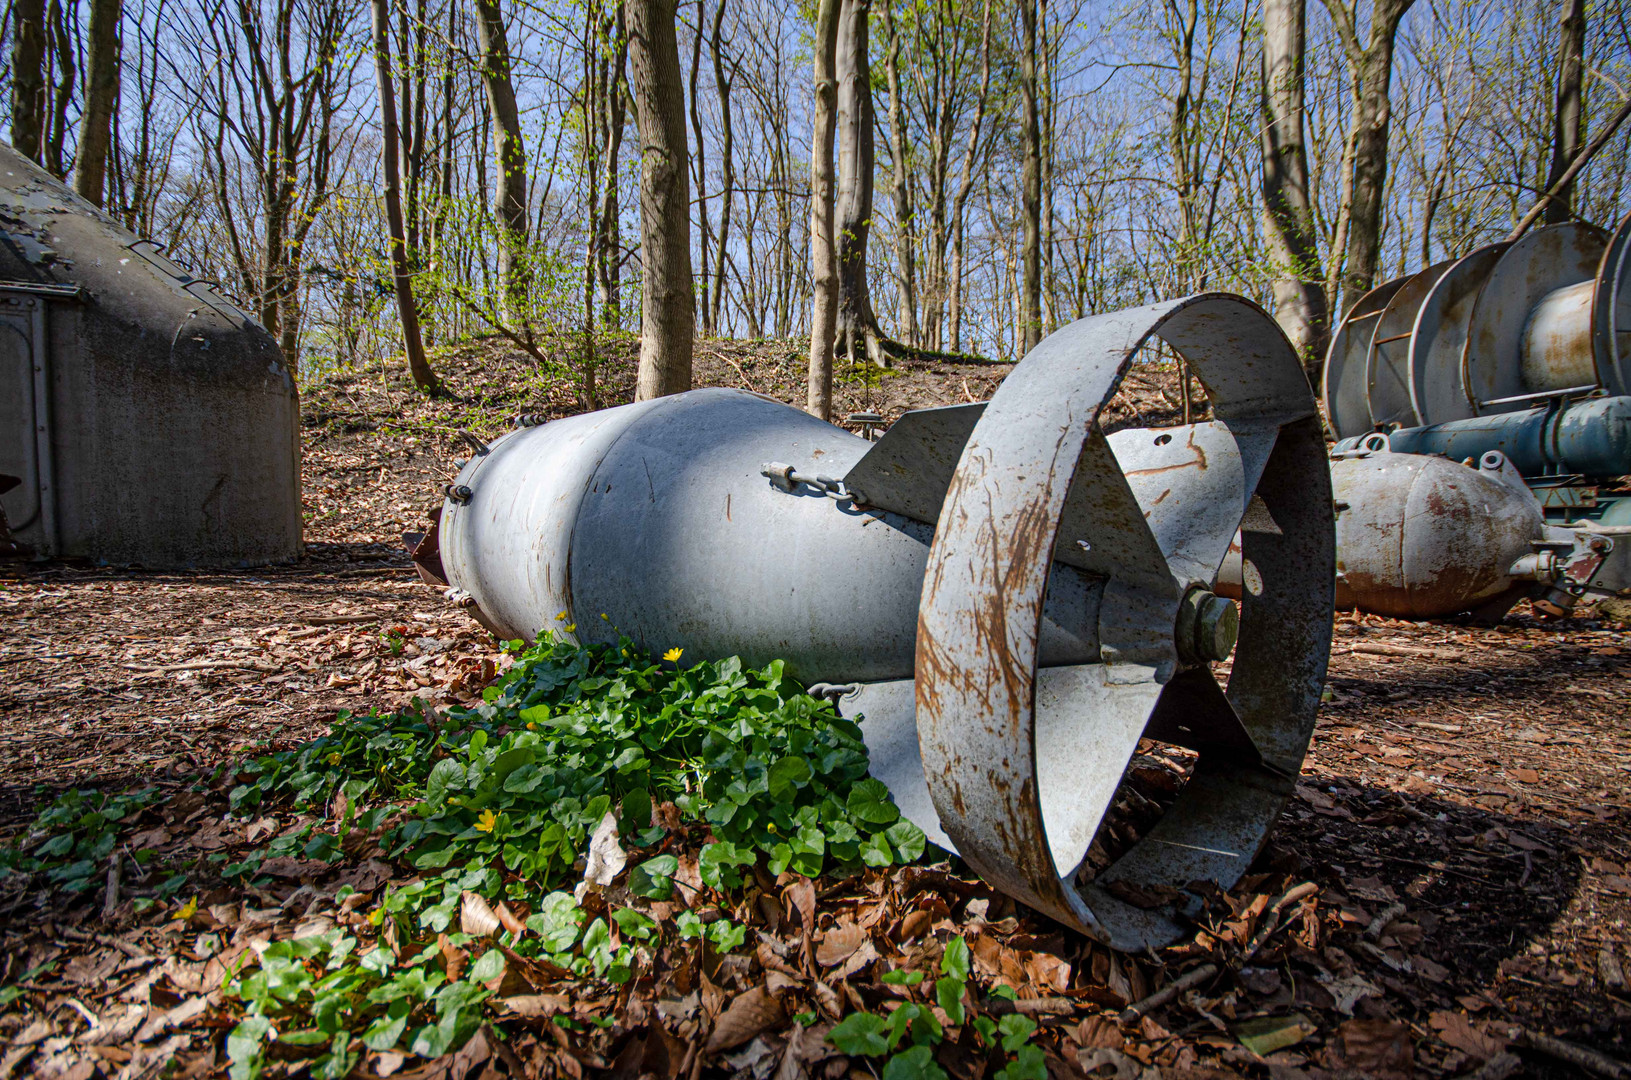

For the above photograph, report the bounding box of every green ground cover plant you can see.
[1,632,1045,1078]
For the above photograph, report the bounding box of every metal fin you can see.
[839,402,986,524]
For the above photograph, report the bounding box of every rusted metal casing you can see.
[441,294,1334,950]
[0,142,300,566]
[1329,451,1542,618]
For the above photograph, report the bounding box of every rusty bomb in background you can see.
[426,295,1334,951]
[1316,214,1631,619]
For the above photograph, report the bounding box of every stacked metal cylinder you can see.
[1324,215,1631,525]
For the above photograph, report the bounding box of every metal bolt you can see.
[1177,587,1239,663]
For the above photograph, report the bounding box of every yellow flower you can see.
[599,613,610,621]
[326,751,342,766]
[178,896,198,920]
[664,647,684,663]
[475,809,499,833]
[368,907,385,927]
[563,623,576,633]
[526,721,537,730]
[554,611,569,621]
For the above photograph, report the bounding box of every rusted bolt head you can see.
[1177,588,1239,663]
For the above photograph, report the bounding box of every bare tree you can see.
[1543,0,1586,225]
[835,0,883,364]
[472,0,531,320]
[1017,0,1042,353]
[1261,0,1328,378]
[1321,0,1416,313]
[628,0,695,399]
[11,0,47,164]
[370,0,440,393]
[807,0,840,418]
[72,0,120,206]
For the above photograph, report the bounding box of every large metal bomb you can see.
[434,295,1334,950]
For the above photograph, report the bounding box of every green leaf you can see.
[468,948,506,983]
[997,1014,1036,1052]
[767,755,812,801]
[994,1045,1047,1080]
[362,1001,410,1051]
[629,855,679,900]
[847,779,899,825]
[226,1014,273,1080]
[886,1002,942,1048]
[884,1045,949,1080]
[611,908,657,940]
[859,832,893,867]
[699,840,755,890]
[940,937,970,983]
[884,819,926,862]
[528,891,583,952]
[934,977,966,1026]
[828,1012,890,1056]
[880,968,924,986]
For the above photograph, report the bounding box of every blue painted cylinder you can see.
[1334,396,1631,478]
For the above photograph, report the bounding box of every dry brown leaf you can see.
[1022,951,1070,994]
[1429,1011,1507,1061]
[705,984,787,1053]
[815,923,866,967]
[1334,1018,1413,1078]
[894,909,933,943]
[783,879,816,931]
[499,994,572,1018]
[1077,1015,1125,1051]
[460,891,501,937]
[575,811,627,901]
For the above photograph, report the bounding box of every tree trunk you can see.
[835,0,881,365]
[597,5,628,327]
[472,0,531,321]
[1261,0,1329,379]
[72,0,120,206]
[45,0,75,177]
[709,0,733,334]
[948,0,992,353]
[1543,0,1586,225]
[882,1,917,347]
[1322,0,1416,312]
[628,0,695,399]
[689,0,711,336]
[371,0,439,394]
[11,0,47,163]
[807,0,840,419]
[1017,0,1042,354]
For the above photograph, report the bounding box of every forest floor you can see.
[1,336,1630,1080]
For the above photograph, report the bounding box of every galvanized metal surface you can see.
[0,142,299,566]
[439,388,1108,686]
[1594,211,1631,398]
[1366,259,1453,430]
[1406,243,1509,427]
[1324,277,1407,437]
[1465,221,1606,413]
[914,294,1332,949]
[1522,280,1598,392]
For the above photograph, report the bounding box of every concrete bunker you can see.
[0,142,300,567]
